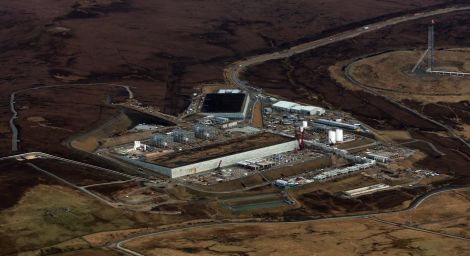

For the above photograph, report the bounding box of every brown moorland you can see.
[243,9,470,180]
[123,189,470,256]
[0,0,461,156]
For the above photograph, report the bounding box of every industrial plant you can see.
[94,82,422,198]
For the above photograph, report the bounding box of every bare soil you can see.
[251,101,263,128]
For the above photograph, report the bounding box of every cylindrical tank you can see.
[302,120,308,128]
[328,130,336,144]
[336,128,344,143]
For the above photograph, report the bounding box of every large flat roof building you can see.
[272,101,299,112]
[123,133,298,178]
[272,100,325,116]
[291,105,325,116]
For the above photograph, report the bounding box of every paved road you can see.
[9,92,18,152]
[26,162,119,208]
[8,83,134,152]
[367,216,470,241]
[114,6,470,254]
[224,5,470,150]
[112,185,470,255]
[343,60,470,149]
[9,154,183,214]
[400,139,446,156]
[0,152,141,180]
[225,6,470,86]
[81,179,136,189]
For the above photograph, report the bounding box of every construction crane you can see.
[216,160,222,170]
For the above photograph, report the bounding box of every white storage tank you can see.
[133,140,141,150]
[328,130,336,144]
[302,120,308,128]
[336,129,344,143]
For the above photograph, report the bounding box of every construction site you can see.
[75,77,442,209]
[4,18,460,223]
[2,2,469,254]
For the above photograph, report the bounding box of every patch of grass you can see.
[0,185,137,254]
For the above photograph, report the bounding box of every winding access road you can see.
[343,61,470,149]
[224,5,470,150]
[0,151,140,180]
[112,185,470,255]
[8,83,134,152]
[112,6,470,255]
[5,5,470,255]
[400,139,446,157]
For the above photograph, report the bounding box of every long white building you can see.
[272,100,325,115]
[124,140,298,178]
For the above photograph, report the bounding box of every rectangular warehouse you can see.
[127,133,298,178]
[272,100,325,115]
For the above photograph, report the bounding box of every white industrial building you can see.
[124,140,299,178]
[344,184,391,197]
[272,100,325,116]
[272,101,298,112]
[217,89,242,94]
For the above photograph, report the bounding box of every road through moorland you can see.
[112,6,470,255]
[224,5,470,149]
[111,185,470,256]
[8,83,134,152]
[4,5,470,256]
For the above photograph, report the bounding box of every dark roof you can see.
[201,93,246,113]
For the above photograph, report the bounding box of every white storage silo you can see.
[335,129,344,143]
[133,140,141,150]
[302,120,308,128]
[328,130,336,144]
